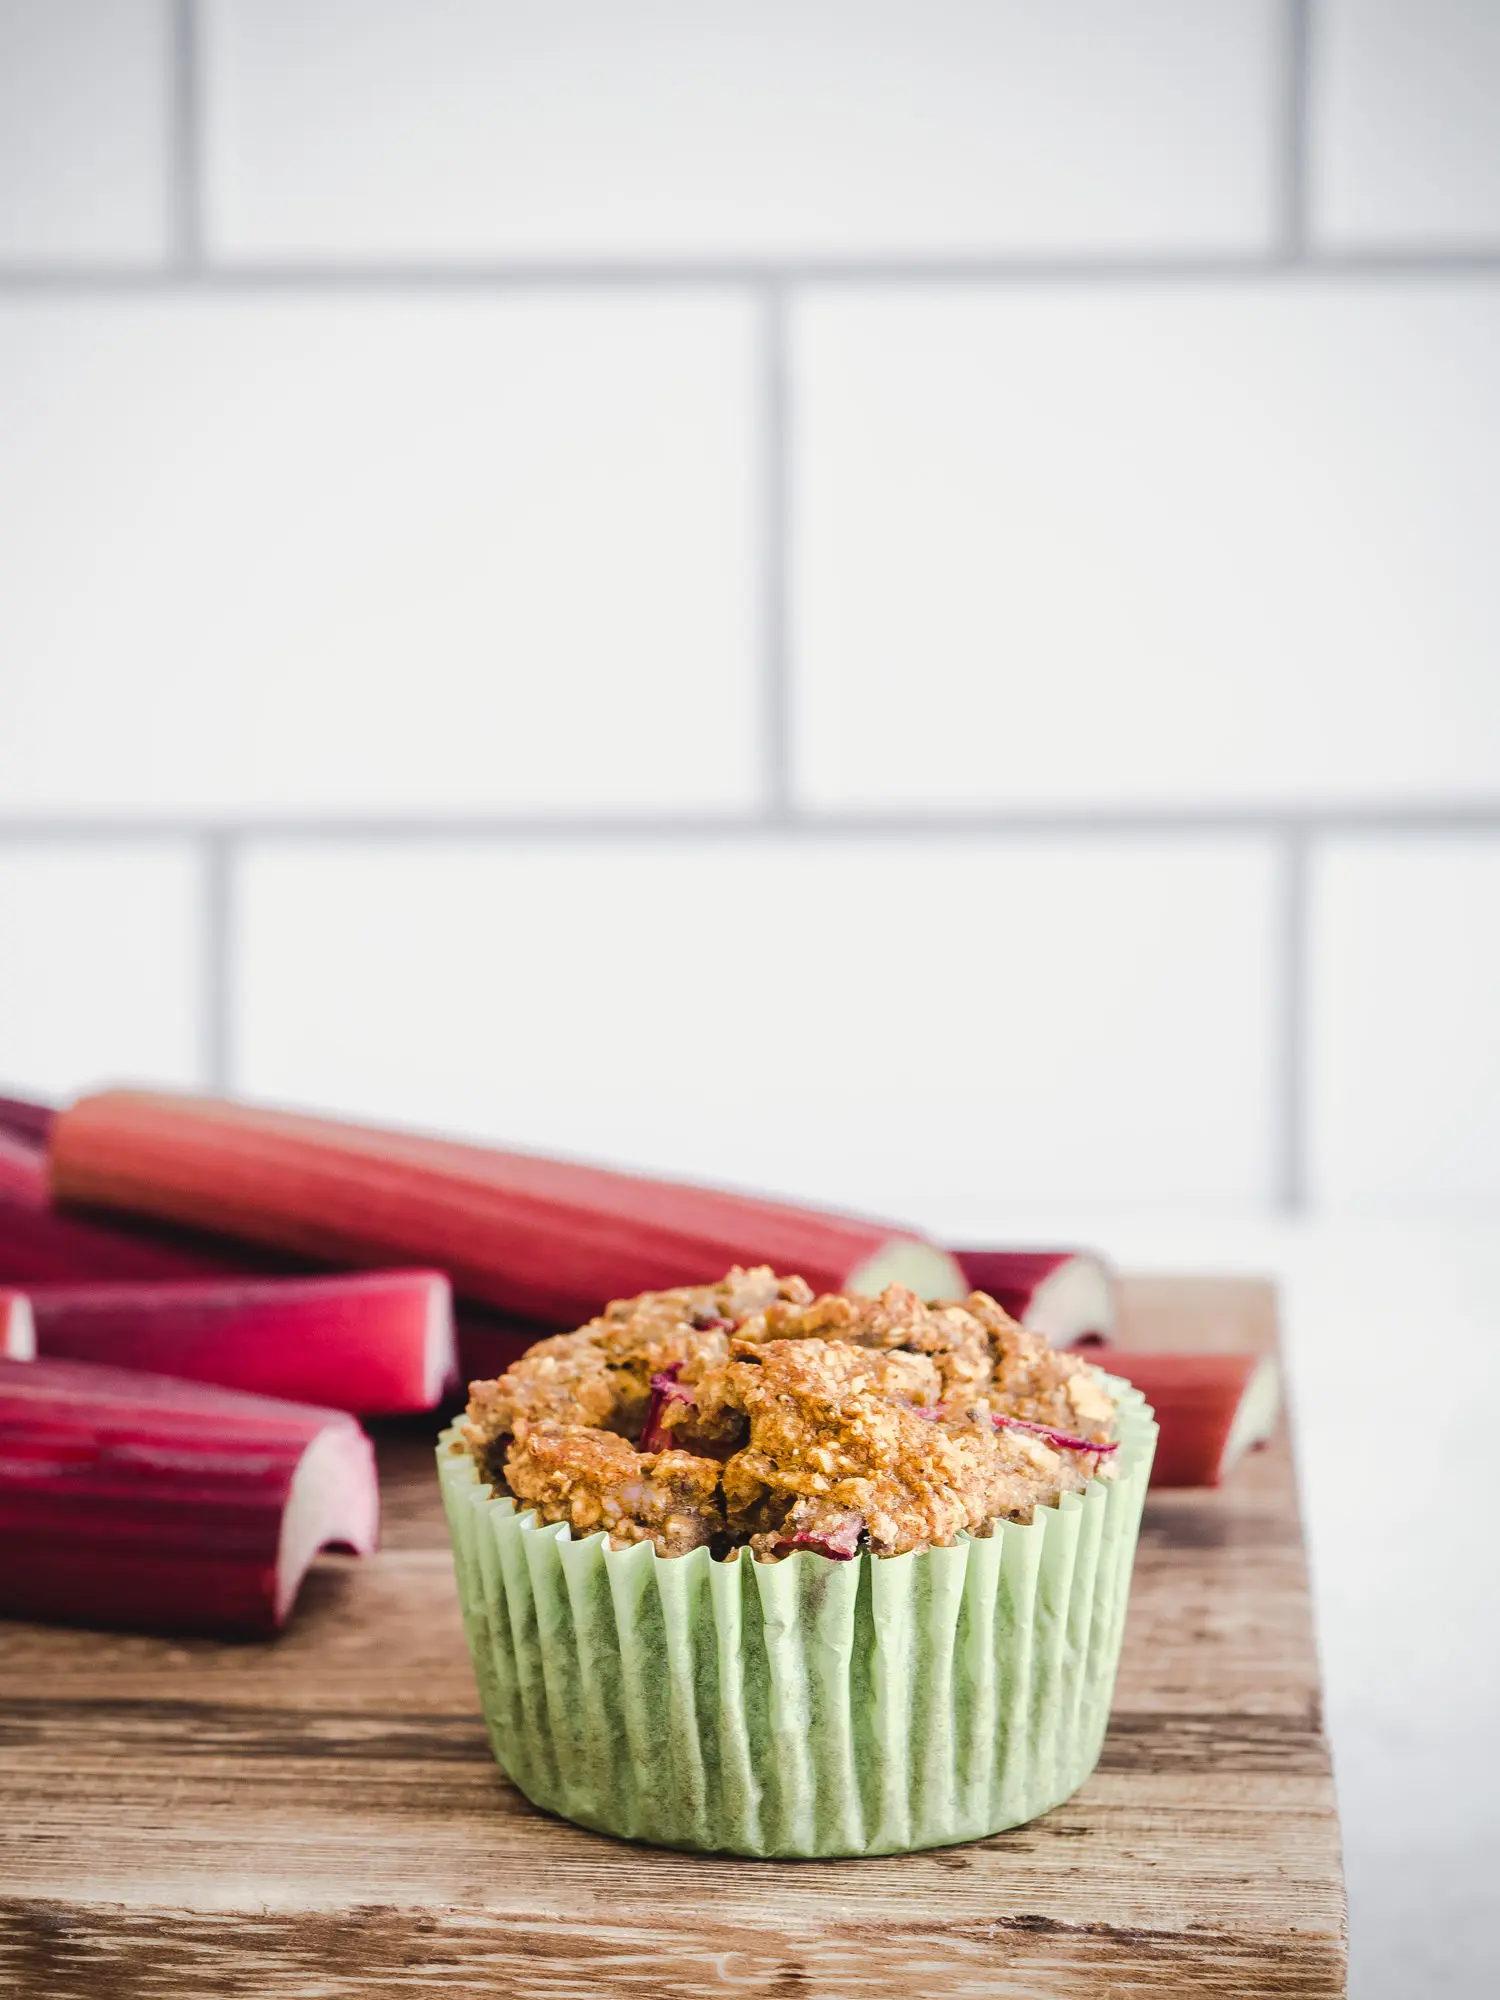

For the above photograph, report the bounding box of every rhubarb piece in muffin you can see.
[458,1267,1117,1562]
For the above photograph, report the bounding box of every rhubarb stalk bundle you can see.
[0,1356,379,1636]
[49,1091,965,1325]
[30,1270,457,1416]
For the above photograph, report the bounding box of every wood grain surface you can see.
[0,1276,1347,1998]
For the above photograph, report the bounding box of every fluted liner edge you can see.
[438,1373,1156,1856]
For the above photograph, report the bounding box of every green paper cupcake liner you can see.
[437,1374,1156,1857]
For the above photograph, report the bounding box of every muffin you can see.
[438,1266,1156,1856]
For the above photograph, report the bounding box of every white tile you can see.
[1312,0,1500,249]
[237,836,1280,1216]
[1309,837,1500,1212]
[203,0,1279,261]
[0,0,170,264]
[792,284,1500,812]
[0,842,202,1097]
[0,296,759,817]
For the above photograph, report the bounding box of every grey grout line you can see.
[1277,828,1311,1215]
[168,0,204,270]
[760,285,794,818]
[1281,0,1313,260]
[5,252,1500,295]
[198,833,235,1095]
[3,810,1500,843]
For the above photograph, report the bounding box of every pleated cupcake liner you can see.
[438,1373,1156,1857]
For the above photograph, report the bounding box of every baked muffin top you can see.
[457,1266,1118,1561]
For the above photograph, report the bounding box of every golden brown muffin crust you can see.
[460,1268,1117,1561]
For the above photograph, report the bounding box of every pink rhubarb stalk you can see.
[30,1270,456,1417]
[1098,1351,1278,1487]
[0,1355,378,1636]
[953,1249,1116,1347]
[0,1191,286,1288]
[0,1094,55,1149]
[0,1132,46,1209]
[48,1090,966,1324]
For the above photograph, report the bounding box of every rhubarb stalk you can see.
[1100,1351,1278,1487]
[0,1093,54,1149]
[0,1132,45,1209]
[953,1249,1116,1347]
[0,1191,297,1288]
[49,1091,966,1324]
[0,1355,378,1636]
[31,1270,457,1417]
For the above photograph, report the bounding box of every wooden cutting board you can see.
[0,1276,1346,1997]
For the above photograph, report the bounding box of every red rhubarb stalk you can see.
[0,1132,46,1209]
[30,1270,456,1417]
[455,1303,558,1387]
[0,1355,378,1636]
[953,1249,1116,1347]
[1102,1351,1279,1487]
[49,1091,966,1324]
[0,1093,55,1149]
[1,1290,35,1360]
[0,1191,298,1288]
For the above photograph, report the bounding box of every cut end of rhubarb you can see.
[1221,1354,1280,1476]
[274,1421,381,1626]
[1026,1253,1116,1347]
[1102,1350,1280,1487]
[952,1248,1117,1346]
[0,1290,35,1360]
[421,1272,460,1405]
[846,1238,968,1303]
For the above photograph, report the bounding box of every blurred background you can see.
[1,2,1497,1990]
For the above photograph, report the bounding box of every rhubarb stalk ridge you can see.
[0,1356,379,1637]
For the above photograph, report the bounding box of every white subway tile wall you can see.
[202,0,1281,261]
[237,836,1281,1222]
[1312,0,1500,248]
[793,282,1500,811]
[5,14,1500,1994]
[0,0,1497,1229]
[0,0,171,264]
[0,295,759,816]
[1310,837,1500,1212]
[0,844,202,1094]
